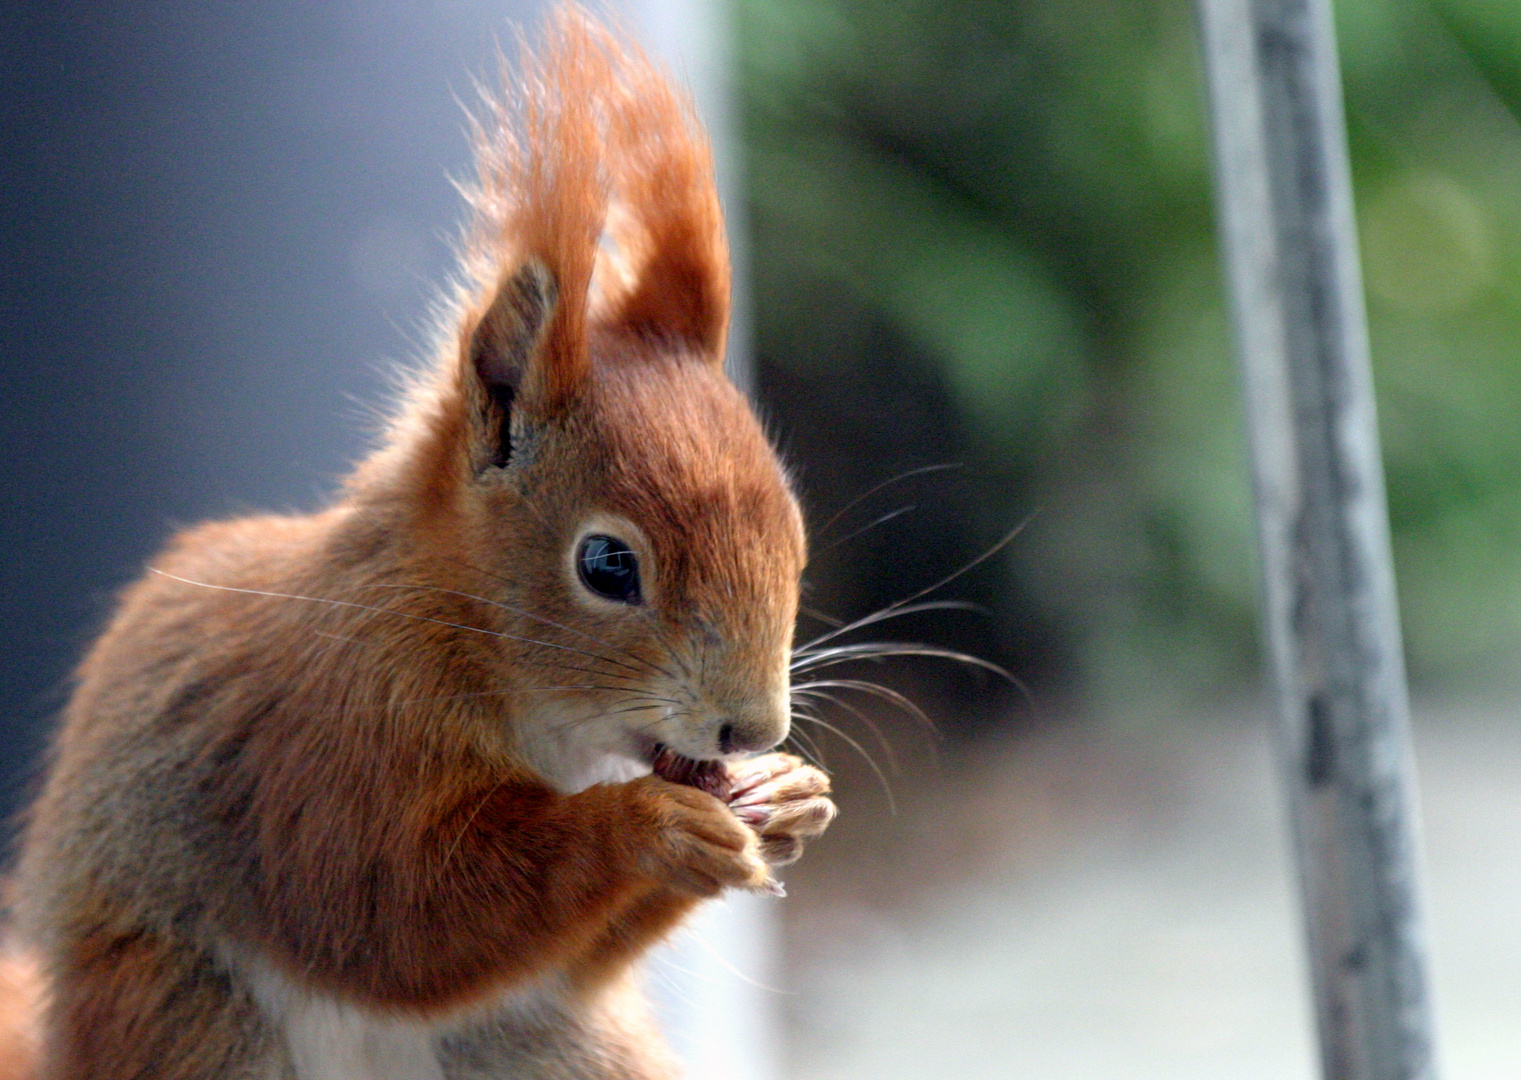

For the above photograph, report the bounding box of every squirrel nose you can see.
[717,715,788,756]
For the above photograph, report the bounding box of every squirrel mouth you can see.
[650,743,733,801]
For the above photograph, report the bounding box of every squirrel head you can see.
[351,10,804,789]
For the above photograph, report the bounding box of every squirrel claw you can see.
[747,874,786,898]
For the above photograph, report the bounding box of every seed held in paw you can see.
[651,745,733,801]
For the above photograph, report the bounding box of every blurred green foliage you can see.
[739,0,1521,705]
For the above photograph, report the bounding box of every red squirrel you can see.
[8,9,835,1077]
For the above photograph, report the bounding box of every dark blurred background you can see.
[7,0,1521,808]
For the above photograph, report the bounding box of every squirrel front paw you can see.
[726,754,837,867]
[626,776,773,897]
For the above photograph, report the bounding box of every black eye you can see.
[577,535,642,604]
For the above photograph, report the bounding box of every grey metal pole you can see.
[1195,1,1439,1078]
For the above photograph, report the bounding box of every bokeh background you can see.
[742,0,1521,711]
[5,0,1521,1076]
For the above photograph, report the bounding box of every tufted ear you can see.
[598,39,731,360]
[467,260,558,468]
[455,8,612,465]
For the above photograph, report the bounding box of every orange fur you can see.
[0,954,40,1080]
[601,33,731,353]
[6,8,833,1078]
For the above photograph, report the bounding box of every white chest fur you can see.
[512,694,654,794]
[241,952,577,1080]
[246,959,445,1080]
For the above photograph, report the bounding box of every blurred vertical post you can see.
[1195,1,1439,1078]
[628,2,780,1079]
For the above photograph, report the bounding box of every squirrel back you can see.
[8,9,834,1078]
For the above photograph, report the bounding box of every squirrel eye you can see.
[577,535,642,604]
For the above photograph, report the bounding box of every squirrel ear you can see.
[599,53,731,360]
[468,260,558,468]
[606,214,730,358]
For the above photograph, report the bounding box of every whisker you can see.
[501,685,643,694]
[623,711,697,740]
[798,604,845,629]
[789,703,833,768]
[435,779,508,892]
[812,462,963,539]
[148,570,657,675]
[789,687,900,774]
[794,642,1017,679]
[791,709,896,814]
[431,555,696,684]
[657,616,696,684]
[782,727,829,772]
[796,599,1000,656]
[547,694,688,733]
[507,658,641,686]
[388,684,641,710]
[814,504,916,557]
[795,515,1036,655]
[310,630,366,646]
[363,582,674,681]
[604,701,678,716]
[793,678,938,733]
[547,703,682,739]
[794,643,1030,705]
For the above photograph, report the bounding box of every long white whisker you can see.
[793,642,1020,686]
[783,725,829,771]
[796,515,1035,654]
[814,504,916,557]
[393,684,638,709]
[798,604,845,629]
[789,686,899,773]
[149,569,644,674]
[812,462,962,538]
[522,659,640,685]
[791,709,896,814]
[794,601,988,655]
[364,582,676,681]
[793,678,938,733]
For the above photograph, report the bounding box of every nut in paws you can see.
[727,753,837,867]
[631,775,772,896]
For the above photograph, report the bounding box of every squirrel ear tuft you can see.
[597,42,731,360]
[468,260,558,468]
